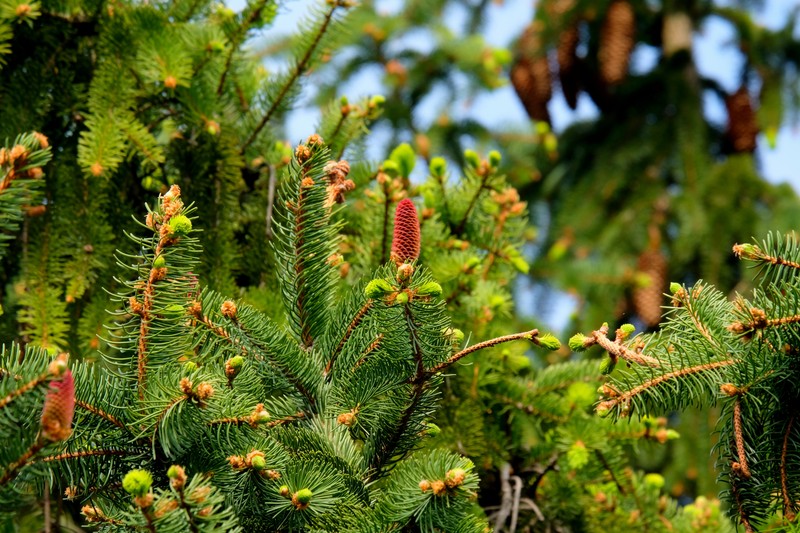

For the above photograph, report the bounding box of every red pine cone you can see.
[41,369,75,442]
[599,0,635,87]
[391,199,421,265]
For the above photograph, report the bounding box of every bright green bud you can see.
[535,121,550,135]
[464,149,480,169]
[669,282,682,294]
[168,214,192,236]
[389,143,416,178]
[536,333,561,351]
[416,282,442,297]
[279,485,290,497]
[424,422,441,437]
[599,357,616,375]
[153,255,166,269]
[208,40,225,52]
[369,94,385,108]
[543,132,557,152]
[228,355,244,370]
[295,488,313,505]
[251,455,266,470]
[465,256,481,269]
[488,150,502,168]
[430,157,447,178]
[164,304,184,318]
[381,159,400,178]
[492,48,511,65]
[167,465,182,479]
[620,323,635,335]
[596,404,611,418]
[444,327,464,344]
[666,429,680,440]
[395,292,409,305]
[339,95,349,106]
[568,333,588,352]
[365,279,394,299]
[122,470,153,498]
[642,416,658,429]
[643,473,665,490]
[184,361,198,372]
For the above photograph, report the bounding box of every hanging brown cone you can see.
[725,86,759,153]
[598,0,635,87]
[511,23,552,123]
[632,250,668,328]
[558,24,580,109]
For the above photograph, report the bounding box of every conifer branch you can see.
[75,399,128,431]
[426,330,539,375]
[732,398,751,478]
[325,301,372,377]
[454,170,492,236]
[0,440,45,486]
[734,243,800,271]
[353,334,383,370]
[530,454,560,499]
[380,179,392,264]
[597,359,736,412]
[241,3,340,152]
[731,477,755,533]
[176,483,200,533]
[499,396,566,423]
[266,411,306,428]
[216,0,273,97]
[0,372,49,409]
[594,450,626,495]
[38,449,134,463]
[590,325,661,368]
[782,416,796,521]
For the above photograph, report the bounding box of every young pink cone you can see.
[391,199,421,265]
[41,369,75,442]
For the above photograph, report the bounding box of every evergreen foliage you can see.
[580,233,800,531]
[0,137,564,531]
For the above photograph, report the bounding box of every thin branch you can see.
[782,416,796,521]
[241,3,340,152]
[733,398,752,478]
[594,450,626,495]
[75,399,128,431]
[325,301,372,377]
[380,178,392,264]
[453,170,491,236]
[597,359,736,411]
[216,0,273,96]
[731,477,755,533]
[591,325,661,367]
[38,449,134,463]
[265,164,277,239]
[0,440,45,486]
[425,330,539,376]
[530,454,559,499]
[0,372,49,409]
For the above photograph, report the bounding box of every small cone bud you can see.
[365,279,394,299]
[122,470,153,498]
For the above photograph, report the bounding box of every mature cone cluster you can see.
[40,369,75,442]
[632,250,668,328]
[598,0,635,86]
[725,86,759,153]
[511,23,552,123]
[390,198,421,264]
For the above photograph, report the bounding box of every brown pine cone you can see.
[599,0,635,87]
[511,24,552,123]
[558,24,580,109]
[725,86,758,153]
[632,250,668,328]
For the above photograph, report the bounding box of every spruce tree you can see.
[0,136,567,531]
[577,233,800,531]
